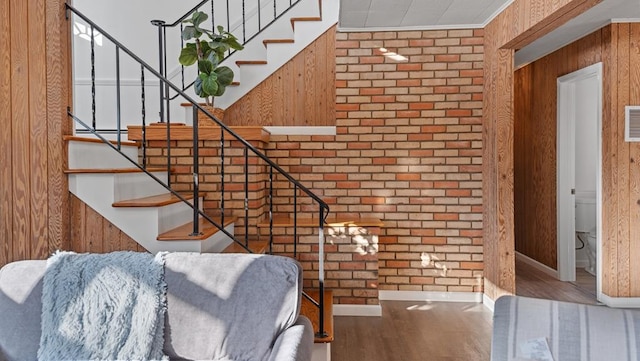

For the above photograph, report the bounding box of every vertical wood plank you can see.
[294,51,306,125]
[282,61,294,126]
[10,0,31,261]
[46,0,72,253]
[616,24,630,297]
[85,205,104,253]
[70,195,87,254]
[304,39,317,126]
[0,0,13,267]
[628,23,640,296]
[271,65,284,125]
[325,27,336,126]
[29,0,50,259]
[602,24,618,296]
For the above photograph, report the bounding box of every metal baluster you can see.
[180,23,185,90]
[90,24,96,129]
[273,0,277,20]
[191,105,201,236]
[226,0,230,38]
[269,166,273,254]
[151,20,166,123]
[316,206,327,338]
[165,79,171,188]
[115,46,122,149]
[163,26,171,125]
[244,147,249,247]
[242,0,246,43]
[293,185,297,257]
[220,127,225,226]
[141,65,147,168]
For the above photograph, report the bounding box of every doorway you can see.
[556,62,602,300]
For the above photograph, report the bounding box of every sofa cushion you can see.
[163,253,303,361]
[0,260,47,361]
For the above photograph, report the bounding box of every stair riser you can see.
[113,172,169,201]
[68,140,139,169]
[157,198,203,234]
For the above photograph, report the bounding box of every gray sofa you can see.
[0,253,314,361]
[492,295,640,361]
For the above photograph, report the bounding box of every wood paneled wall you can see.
[69,195,144,253]
[224,27,336,127]
[482,0,601,300]
[514,24,640,297]
[0,0,72,268]
[514,29,605,269]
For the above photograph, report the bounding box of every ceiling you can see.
[338,0,640,68]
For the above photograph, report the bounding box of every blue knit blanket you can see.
[38,251,168,361]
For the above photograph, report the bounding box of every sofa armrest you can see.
[491,295,640,361]
[268,316,314,361]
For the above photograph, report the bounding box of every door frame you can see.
[556,62,602,296]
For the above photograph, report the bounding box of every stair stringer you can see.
[68,171,233,254]
[211,0,339,110]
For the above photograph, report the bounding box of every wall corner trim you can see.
[332,304,382,317]
[482,294,495,313]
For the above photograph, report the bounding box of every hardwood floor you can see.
[515,259,598,305]
[332,301,493,361]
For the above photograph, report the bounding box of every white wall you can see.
[70,0,287,131]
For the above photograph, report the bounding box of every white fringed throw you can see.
[38,251,168,361]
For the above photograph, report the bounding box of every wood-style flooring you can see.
[516,260,598,305]
[331,301,493,361]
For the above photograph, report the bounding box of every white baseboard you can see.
[516,251,558,278]
[311,343,330,361]
[482,294,495,312]
[332,304,382,317]
[575,259,589,268]
[599,293,640,308]
[378,290,483,303]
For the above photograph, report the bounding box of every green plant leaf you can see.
[205,51,219,68]
[201,72,219,96]
[215,66,234,86]
[182,25,201,41]
[198,59,213,75]
[179,45,198,66]
[194,76,206,98]
[214,83,226,97]
[191,11,208,28]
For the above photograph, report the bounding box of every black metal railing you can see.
[67,4,329,338]
[151,0,305,123]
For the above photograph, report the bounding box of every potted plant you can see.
[179,11,243,124]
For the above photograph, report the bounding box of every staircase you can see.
[65,1,335,355]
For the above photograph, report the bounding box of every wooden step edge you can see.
[235,60,268,66]
[290,16,322,29]
[64,167,169,174]
[301,289,334,343]
[112,192,202,208]
[257,216,385,228]
[64,135,139,147]
[157,216,237,241]
[263,38,295,46]
[222,239,268,254]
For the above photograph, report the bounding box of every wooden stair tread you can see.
[257,216,384,228]
[290,16,322,29]
[236,60,268,65]
[113,192,200,207]
[222,239,268,254]
[157,216,236,241]
[64,167,168,174]
[263,38,295,45]
[301,289,334,343]
[64,135,138,147]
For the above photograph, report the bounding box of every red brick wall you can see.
[266,29,485,295]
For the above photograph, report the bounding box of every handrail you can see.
[67,3,329,337]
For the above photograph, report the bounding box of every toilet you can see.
[585,227,597,276]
